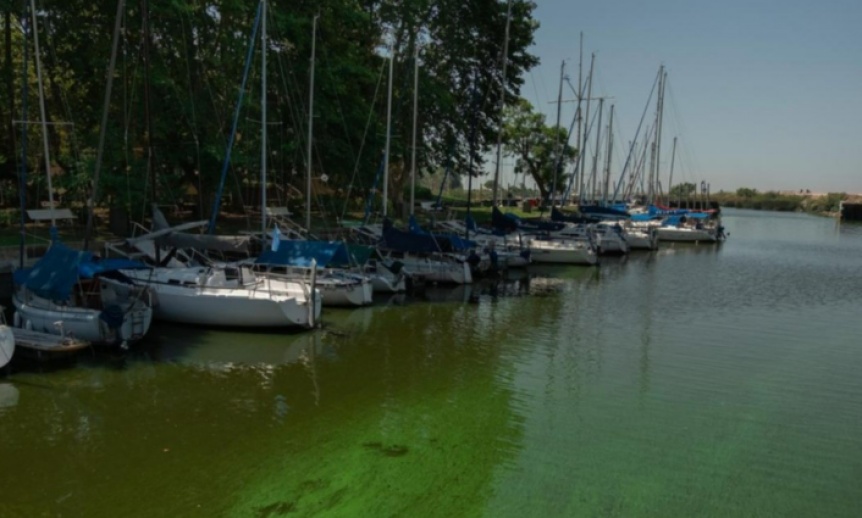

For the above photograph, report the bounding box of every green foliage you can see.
[0,0,539,225]
[669,182,697,198]
[502,98,577,200]
[736,187,758,198]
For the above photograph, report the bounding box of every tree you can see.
[736,187,758,198]
[670,182,697,198]
[501,98,576,201]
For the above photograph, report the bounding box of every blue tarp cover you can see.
[256,240,351,268]
[406,216,476,252]
[13,242,148,301]
[577,204,631,219]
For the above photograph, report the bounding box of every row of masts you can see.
[20,0,698,246]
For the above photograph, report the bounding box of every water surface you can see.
[1,209,861,517]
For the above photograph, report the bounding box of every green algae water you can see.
[2,209,862,517]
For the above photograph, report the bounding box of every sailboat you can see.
[353,46,473,285]
[12,0,155,347]
[116,0,323,326]
[0,325,15,369]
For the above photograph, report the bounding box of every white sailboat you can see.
[14,244,154,346]
[13,1,154,347]
[114,1,323,327]
[0,325,14,369]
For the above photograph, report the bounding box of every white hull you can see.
[369,271,407,293]
[657,227,720,242]
[123,267,320,328]
[528,240,598,265]
[625,229,660,250]
[12,285,153,347]
[317,276,374,307]
[399,256,473,284]
[0,325,14,369]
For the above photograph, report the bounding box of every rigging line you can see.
[341,59,387,221]
[528,69,541,110]
[611,70,660,201]
[207,0,262,234]
[178,10,204,215]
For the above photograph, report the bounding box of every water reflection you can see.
[0,382,18,410]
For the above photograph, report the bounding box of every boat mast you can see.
[491,0,513,207]
[578,53,595,204]
[590,98,603,204]
[648,66,666,204]
[29,0,56,229]
[305,14,318,232]
[382,48,393,218]
[261,0,267,237]
[603,104,614,204]
[409,42,418,217]
[84,0,125,250]
[549,60,564,207]
[141,0,155,211]
[667,136,677,206]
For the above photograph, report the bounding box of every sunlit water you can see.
[1,209,861,517]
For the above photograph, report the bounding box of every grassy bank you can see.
[712,191,851,214]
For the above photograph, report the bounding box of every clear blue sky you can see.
[503,0,862,193]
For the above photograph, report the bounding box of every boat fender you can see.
[467,251,481,268]
[24,319,32,331]
[12,312,20,328]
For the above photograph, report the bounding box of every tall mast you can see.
[549,60,564,206]
[29,0,55,228]
[647,67,663,203]
[491,0,513,206]
[573,32,583,200]
[141,0,155,209]
[261,0,267,237]
[590,98,603,203]
[382,49,393,218]
[654,68,667,204]
[578,53,595,204]
[667,136,677,206]
[603,104,614,203]
[84,0,125,249]
[305,14,318,232]
[409,43,418,216]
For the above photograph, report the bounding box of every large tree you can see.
[0,0,540,227]
[502,97,576,201]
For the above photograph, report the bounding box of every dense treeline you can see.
[713,189,847,213]
[0,0,539,227]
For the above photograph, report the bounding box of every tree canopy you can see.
[0,0,539,227]
[501,97,576,201]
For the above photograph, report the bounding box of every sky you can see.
[499,0,862,193]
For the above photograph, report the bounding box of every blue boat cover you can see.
[492,207,566,232]
[406,216,476,252]
[256,240,355,268]
[577,204,631,219]
[13,242,149,301]
[551,207,603,224]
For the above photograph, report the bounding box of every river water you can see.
[1,209,861,517]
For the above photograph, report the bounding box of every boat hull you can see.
[656,227,719,242]
[12,293,152,347]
